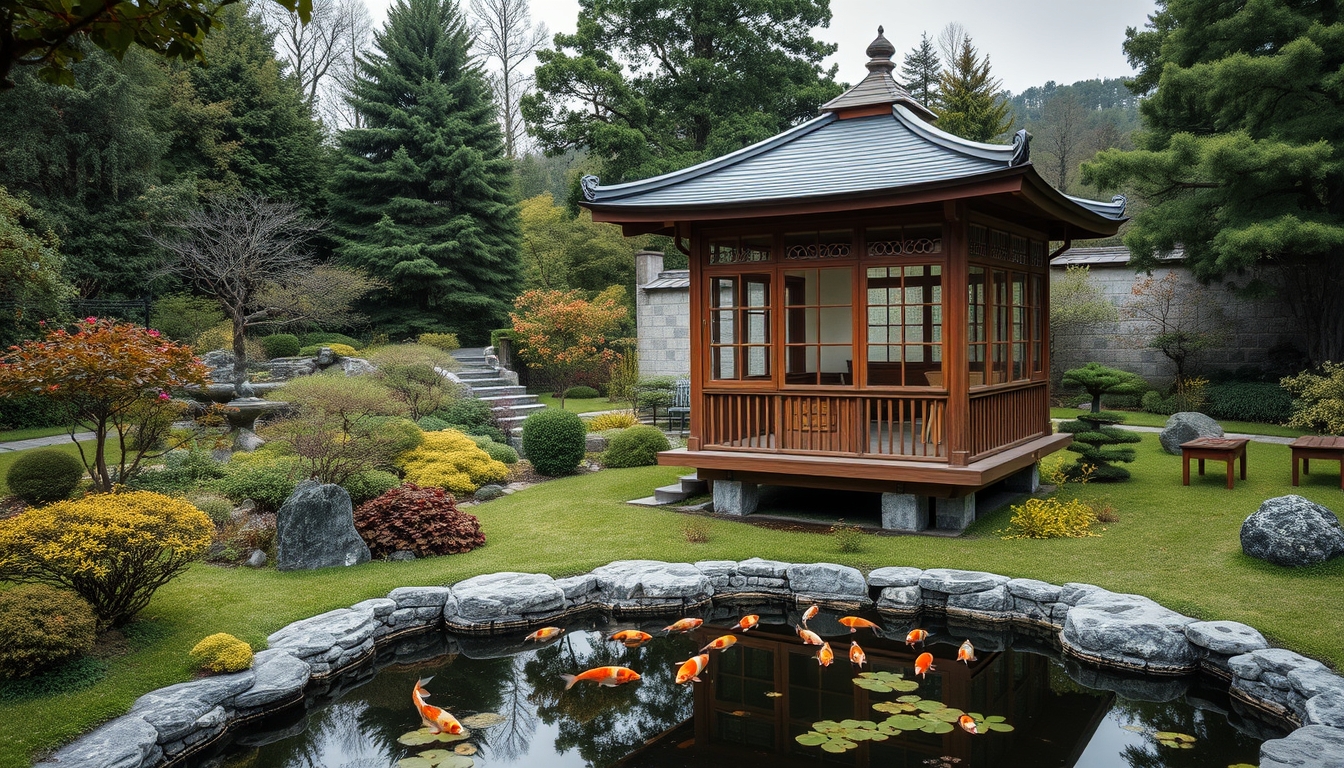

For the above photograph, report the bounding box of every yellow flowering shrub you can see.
[397,429,509,495]
[587,411,640,431]
[1001,497,1099,539]
[190,633,254,673]
[0,490,212,628]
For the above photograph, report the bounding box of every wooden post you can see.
[943,202,970,466]
[686,224,703,450]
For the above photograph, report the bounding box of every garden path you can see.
[0,432,94,452]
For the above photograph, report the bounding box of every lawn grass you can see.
[0,425,74,443]
[0,440,121,497]
[535,393,633,414]
[1050,407,1309,438]
[5,434,1344,766]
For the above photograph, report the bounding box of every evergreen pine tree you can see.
[328,0,520,341]
[935,33,1013,142]
[900,32,940,107]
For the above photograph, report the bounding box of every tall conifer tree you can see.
[900,32,940,107]
[935,34,1013,142]
[328,0,520,341]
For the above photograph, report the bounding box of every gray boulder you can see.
[1305,690,1344,727]
[591,560,713,602]
[919,568,1009,595]
[474,484,505,501]
[1184,620,1268,656]
[234,650,311,709]
[1241,495,1344,567]
[877,585,922,613]
[1062,591,1197,673]
[786,563,867,598]
[867,566,923,588]
[40,715,160,768]
[452,572,565,621]
[129,673,255,743]
[266,357,318,381]
[201,349,236,383]
[585,433,609,452]
[341,357,376,376]
[1260,725,1344,768]
[245,549,268,568]
[234,428,265,452]
[275,481,371,571]
[1159,412,1223,454]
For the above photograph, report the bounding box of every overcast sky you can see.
[365,0,1158,94]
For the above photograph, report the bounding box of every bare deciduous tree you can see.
[1037,90,1086,191]
[1122,271,1227,381]
[151,194,377,383]
[936,22,968,66]
[470,0,547,158]
[260,0,373,129]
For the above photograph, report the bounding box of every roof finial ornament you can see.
[1009,129,1031,167]
[580,174,600,201]
[865,26,896,74]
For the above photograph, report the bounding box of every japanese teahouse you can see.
[581,28,1126,532]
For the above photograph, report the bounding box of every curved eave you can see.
[1016,170,1127,239]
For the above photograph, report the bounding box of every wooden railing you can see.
[967,384,1050,459]
[702,392,947,460]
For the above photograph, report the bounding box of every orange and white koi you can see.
[957,639,977,664]
[676,654,710,684]
[914,652,935,678]
[958,714,979,734]
[815,641,834,667]
[412,677,464,735]
[700,635,738,653]
[905,628,929,647]
[849,642,867,668]
[801,605,819,625]
[524,627,564,642]
[796,626,824,646]
[839,616,883,635]
[732,615,760,632]
[663,617,704,634]
[560,666,642,691]
[609,630,653,646]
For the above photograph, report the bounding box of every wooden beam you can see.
[943,203,970,466]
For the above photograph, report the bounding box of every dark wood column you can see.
[943,201,970,466]
[686,224,704,451]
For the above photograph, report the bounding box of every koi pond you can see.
[195,608,1287,768]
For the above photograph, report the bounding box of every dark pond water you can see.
[202,608,1288,768]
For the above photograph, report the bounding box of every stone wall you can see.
[635,250,691,379]
[1051,260,1298,384]
[45,561,1343,768]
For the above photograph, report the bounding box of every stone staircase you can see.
[629,473,709,506]
[450,348,545,432]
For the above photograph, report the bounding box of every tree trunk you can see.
[232,312,249,385]
[93,416,111,492]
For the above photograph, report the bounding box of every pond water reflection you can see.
[207,609,1283,768]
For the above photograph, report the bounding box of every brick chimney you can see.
[635,249,665,289]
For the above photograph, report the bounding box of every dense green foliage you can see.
[149,294,225,343]
[417,416,451,432]
[564,386,600,400]
[261,334,301,359]
[523,0,842,184]
[353,483,486,557]
[299,332,363,349]
[1205,382,1294,424]
[214,452,300,511]
[5,449,84,506]
[1008,78,1139,194]
[601,425,670,468]
[935,33,1013,142]
[329,0,520,342]
[1062,363,1148,414]
[1058,411,1141,482]
[0,586,97,679]
[481,441,518,465]
[433,397,498,437]
[1083,1,1344,365]
[0,187,73,346]
[0,394,70,432]
[1282,362,1344,435]
[342,470,403,506]
[124,449,227,495]
[519,194,645,293]
[521,409,586,476]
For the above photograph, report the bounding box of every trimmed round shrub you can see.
[191,495,235,526]
[601,425,671,468]
[299,332,363,350]
[521,409,587,476]
[587,411,639,431]
[482,441,518,465]
[417,415,451,432]
[342,469,402,505]
[214,452,300,512]
[396,429,509,495]
[0,585,98,678]
[0,491,212,627]
[417,332,461,351]
[434,397,494,430]
[1205,381,1293,424]
[190,633,254,674]
[564,385,600,399]
[354,483,486,557]
[298,342,359,358]
[6,449,84,505]
[261,334,301,359]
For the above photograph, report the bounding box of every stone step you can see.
[454,358,490,368]
[653,484,692,504]
[492,402,546,417]
[469,385,527,396]
[478,393,539,407]
[455,369,498,379]
[463,378,513,389]
[679,473,708,496]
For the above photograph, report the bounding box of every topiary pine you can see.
[1061,362,1148,413]
[1058,411,1141,482]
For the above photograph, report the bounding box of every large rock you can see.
[1305,690,1344,727]
[1184,620,1269,656]
[266,357,318,381]
[276,481,371,571]
[452,572,565,621]
[786,563,866,599]
[867,566,923,588]
[1159,412,1223,454]
[1259,725,1344,768]
[40,715,160,768]
[201,349,236,383]
[918,569,1009,595]
[267,608,377,659]
[591,560,713,602]
[341,357,376,376]
[234,650,311,709]
[1061,590,1197,673]
[1241,495,1344,567]
[129,673,255,743]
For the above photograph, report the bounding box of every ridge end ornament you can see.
[1111,194,1128,215]
[580,175,601,201]
[1009,129,1031,167]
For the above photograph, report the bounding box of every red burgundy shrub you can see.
[353,483,486,558]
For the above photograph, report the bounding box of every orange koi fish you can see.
[412,677,464,735]
[958,714,979,734]
[815,641,834,667]
[905,628,929,647]
[700,635,738,653]
[609,630,653,646]
[524,627,564,642]
[560,666,642,691]
[676,654,711,684]
[801,605,819,625]
[839,616,882,635]
[732,615,760,632]
[914,652,935,678]
[958,639,977,664]
[849,642,867,668]
[663,617,704,634]
[796,626,824,646]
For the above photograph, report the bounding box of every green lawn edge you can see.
[1049,407,1308,438]
[4,434,1343,766]
[534,393,633,414]
[0,426,73,443]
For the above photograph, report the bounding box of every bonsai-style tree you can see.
[510,287,627,408]
[1061,362,1148,413]
[1057,411,1141,483]
[0,318,208,491]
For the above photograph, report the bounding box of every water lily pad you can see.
[399,730,440,746]
[1121,724,1149,734]
[1155,732,1196,743]
[796,732,829,746]
[914,699,947,712]
[453,744,477,756]
[436,757,475,768]
[397,759,434,768]
[417,749,453,763]
[434,729,472,743]
[920,720,954,734]
[853,671,919,693]
[821,738,857,753]
[883,714,928,731]
[897,694,923,703]
[462,713,506,728]
[873,701,917,714]
[921,707,965,722]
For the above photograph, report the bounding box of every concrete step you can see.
[469,385,527,396]
[654,484,692,504]
[679,473,708,496]
[455,359,490,368]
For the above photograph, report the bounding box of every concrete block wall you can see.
[635,250,692,379]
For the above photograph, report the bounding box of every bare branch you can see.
[469,0,547,157]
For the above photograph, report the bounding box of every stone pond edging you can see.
[41,560,1344,768]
